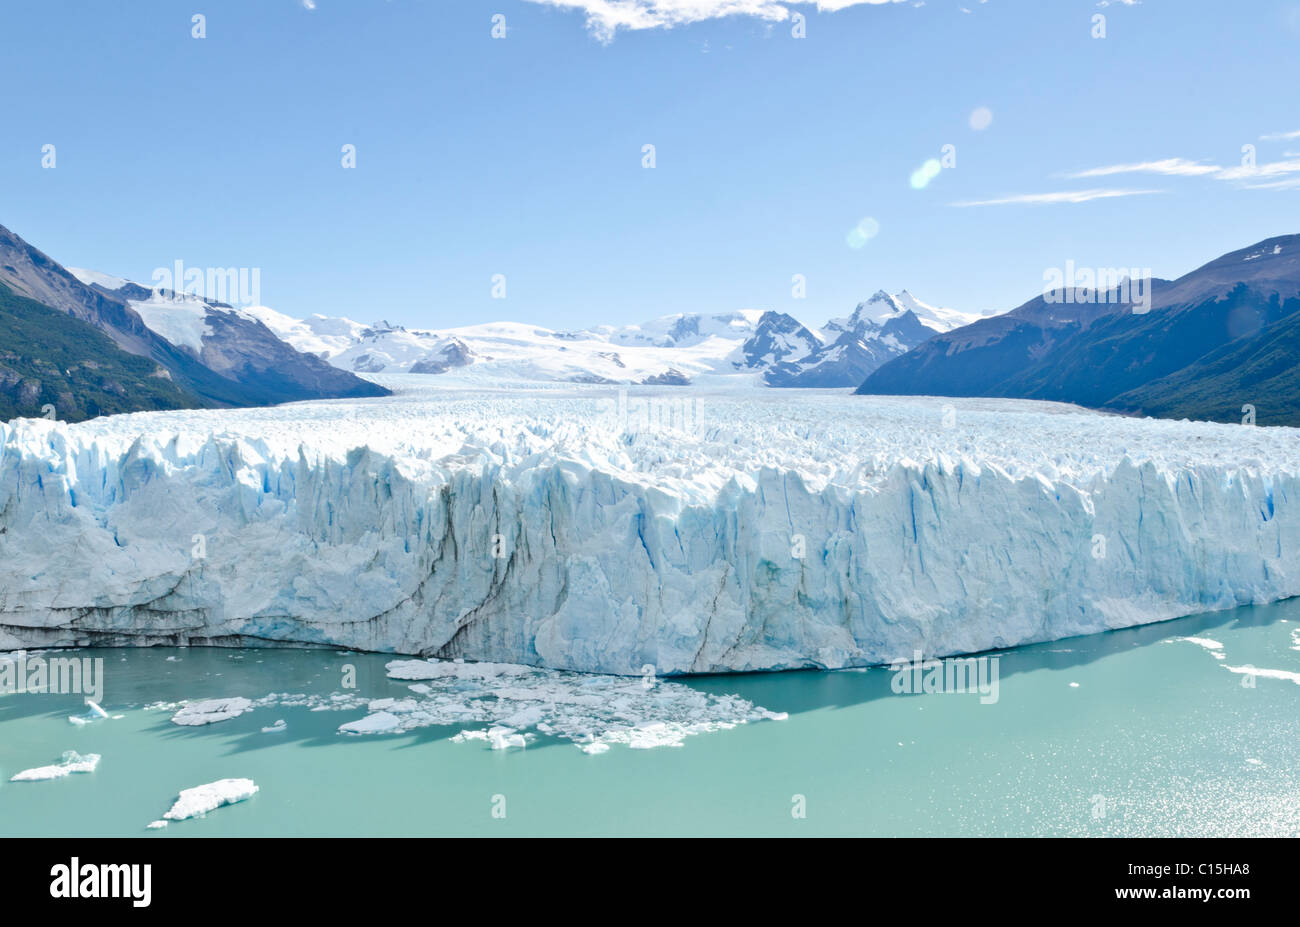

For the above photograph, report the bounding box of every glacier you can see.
[0,380,1297,675]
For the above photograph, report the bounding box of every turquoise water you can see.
[3,599,1299,837]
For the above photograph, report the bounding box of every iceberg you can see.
[10,750,101,781]
[171,697,254,726]
[162,778,259,820]
[0,386,1297,675]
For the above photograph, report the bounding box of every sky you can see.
[2,0,1299,331]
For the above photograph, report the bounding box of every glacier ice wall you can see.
[0,387,1297,674]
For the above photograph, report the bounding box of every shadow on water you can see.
[680,595,1300,713]
[2,596,1297,757]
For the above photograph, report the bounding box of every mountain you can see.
[0,222,386,422]
[252,308,777,385]
[0,281,198,422]
[738,311,822,369]
[857,235,1300,426]
[1107,290,1300,424]
[259,294,979,389]
[69,273,388,405]
[765,291,983,387]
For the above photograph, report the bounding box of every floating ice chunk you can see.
[451,730,489,744]
[502,705,544,728]
[452,727,528,749]
[85,700,109,718]
[239,662,786,753]
[1171,636,1225,655]
[10,751,101,781]
[162,778,259,821]
[385,659,533,681]
[1224,664,1300,685]
[487,726,527,750]
[171,697,253,726]
[338,711,400,734]
[261,719,287,733]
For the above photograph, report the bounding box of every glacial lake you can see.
[3,598,1299,837]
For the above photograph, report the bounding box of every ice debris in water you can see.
[1223,664,1300,685]
[162,778,259,821]
[336,658,787,753]
[10,751,101,781]
[170,697,254,726]
[1169,636,1227,659]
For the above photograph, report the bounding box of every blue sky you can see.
[3,0,1299,330]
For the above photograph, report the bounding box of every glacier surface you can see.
[0,381,1297,675]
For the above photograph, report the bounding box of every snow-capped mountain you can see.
[66,270,387,404]
[0,222,384,421]
[764,290,984,388]
[257,294,978,389]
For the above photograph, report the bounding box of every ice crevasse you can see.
[0,386,1297,675]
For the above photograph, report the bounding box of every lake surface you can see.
[3,599,1298,837]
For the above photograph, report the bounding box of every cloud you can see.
[1067,158,1222,178]
[1260,129,1300,141]
[301,0,316,8]
[1066,155,1300,186]
[950,189,1163,207]
[524,0,906,42]
[1212,158,1300,182]
[1239,177,1300,191]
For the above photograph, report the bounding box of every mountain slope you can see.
[858,234,1300,425]
[1107,293,1300,425]
[0,222,387,414]
[0,281,198,421]
[73,275,389,404]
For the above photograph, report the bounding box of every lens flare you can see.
[846,216,880,249]
[910,158,943,189]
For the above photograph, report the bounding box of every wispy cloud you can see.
[1066,155,1300,186]
[1213,158,1300,181]
[1238,177,1300,191]
[1260,129,1300,141]
[524,0,906,43]
[950,189,1163,207]
[1067,158,1222,178]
